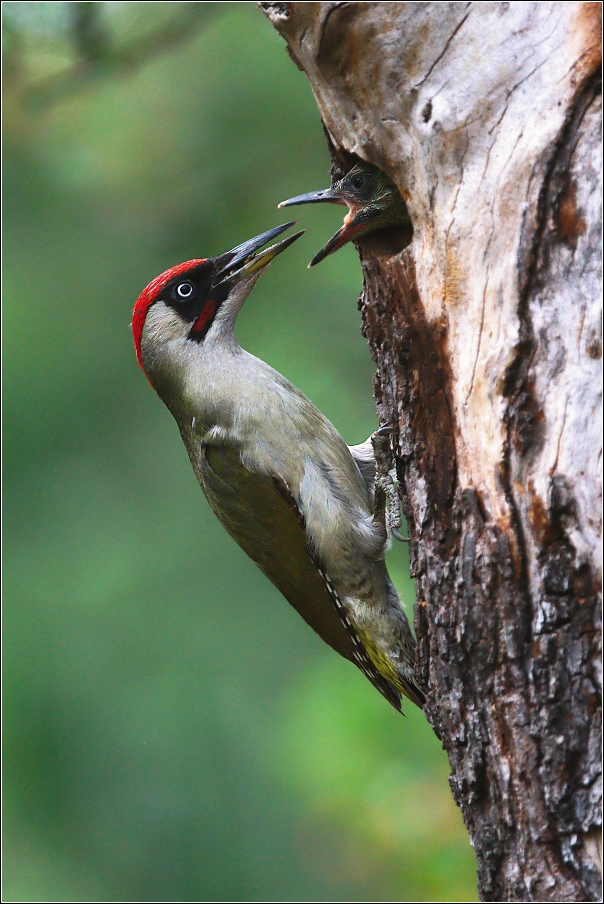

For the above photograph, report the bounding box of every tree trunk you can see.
[261,2,602,900]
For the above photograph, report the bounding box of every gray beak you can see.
[213,222,304,287]
[278,187,364,267]
[278,188,345,208]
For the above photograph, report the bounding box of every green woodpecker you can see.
[132,223,424,711]
[279,160,412,266]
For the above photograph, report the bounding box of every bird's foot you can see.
[371,423,409,543]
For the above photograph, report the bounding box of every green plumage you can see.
[196,440,405,710]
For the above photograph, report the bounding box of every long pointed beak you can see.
[213,222,304,287]
[278,187,346,208]
[214,222,295,280]
[279,188,384,267]
[308,206,383,267]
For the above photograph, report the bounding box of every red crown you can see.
[132,259,206,370]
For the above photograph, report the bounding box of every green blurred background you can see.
[3,3,477,901]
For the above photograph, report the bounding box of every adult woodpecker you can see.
[132,222,424,711]
[279,160,412,267]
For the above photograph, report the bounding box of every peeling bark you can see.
[261,2,602,901]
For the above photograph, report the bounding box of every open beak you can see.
[213,222,304,287]
[279,189,378,267]
[306,208,373,267]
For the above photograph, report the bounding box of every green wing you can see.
[197,442,402,710]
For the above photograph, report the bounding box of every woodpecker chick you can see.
[132,223,424,712]
[279,161,412,267]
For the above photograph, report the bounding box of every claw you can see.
[371,422,408,542]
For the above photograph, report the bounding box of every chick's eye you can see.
[176,282,194,299]
[352,175,366,190]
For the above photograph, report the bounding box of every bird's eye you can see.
[176,282,194,299]
[352,175,366,190]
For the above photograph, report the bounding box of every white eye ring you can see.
[177,282,194,298]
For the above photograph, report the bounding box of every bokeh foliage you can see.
[3,3,477,901]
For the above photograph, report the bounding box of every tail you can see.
[366,670,425,714]
[399,674,426,710]
[357,636,426,712]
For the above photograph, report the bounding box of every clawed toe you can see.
[371,422,397,460]
[370,421,409,542]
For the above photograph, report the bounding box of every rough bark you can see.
[261,3,602,901]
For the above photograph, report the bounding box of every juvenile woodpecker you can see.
[279,160,412,266]
[132,223,424,711]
